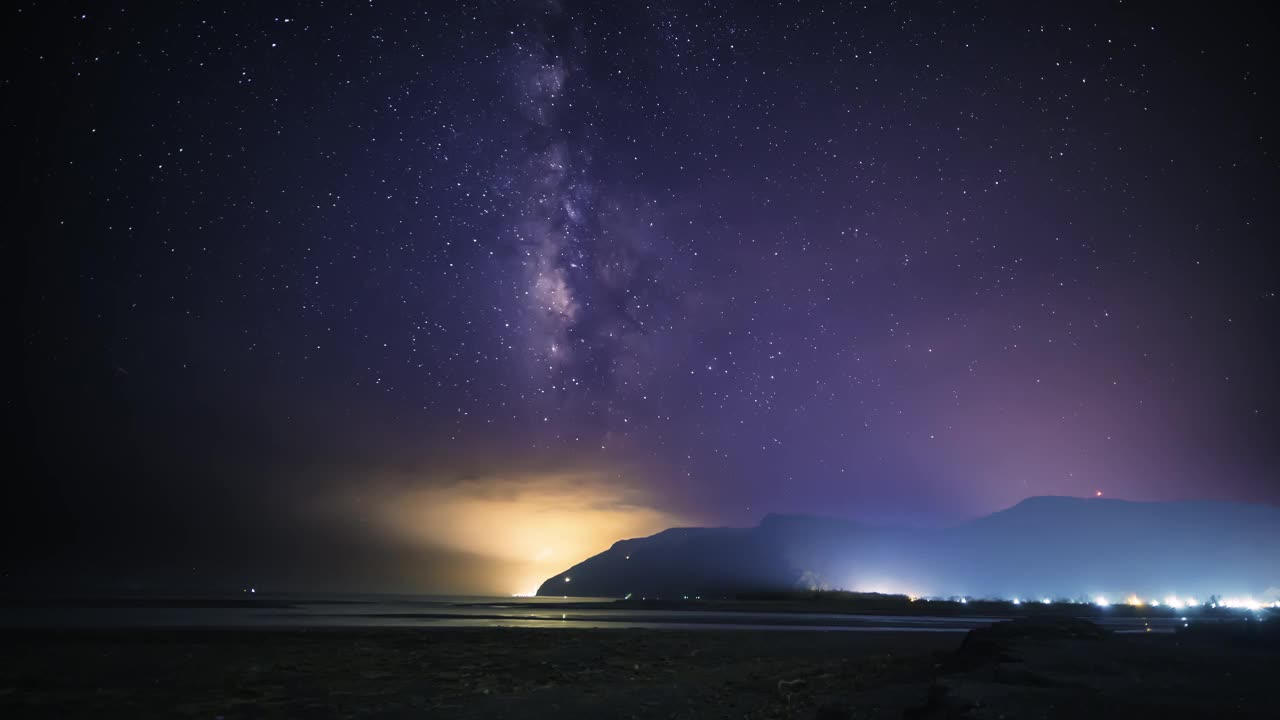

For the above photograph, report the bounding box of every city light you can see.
[778,589,1280,612]
[1221,596,1263,611]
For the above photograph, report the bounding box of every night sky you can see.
[14,1,1279,594]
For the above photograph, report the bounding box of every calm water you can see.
[0,593,1186,633]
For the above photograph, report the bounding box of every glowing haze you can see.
[321,470,686,596]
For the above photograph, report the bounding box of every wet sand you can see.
[1,628,955,718]
[2,621,1275,718]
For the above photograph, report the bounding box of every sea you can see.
[0,593,1188,634]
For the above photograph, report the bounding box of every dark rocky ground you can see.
[912,617,1278,719]
[1,619,1275,718]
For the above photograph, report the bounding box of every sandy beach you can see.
[3,619,1276,718]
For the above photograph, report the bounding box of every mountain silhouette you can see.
[536,496,1280,601]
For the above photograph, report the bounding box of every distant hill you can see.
[536,496,1280,601]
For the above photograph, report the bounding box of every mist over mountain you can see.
[537,497,1280,601]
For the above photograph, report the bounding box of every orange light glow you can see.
[321,469,686,596]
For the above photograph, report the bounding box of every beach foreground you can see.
[2,620,1275,718]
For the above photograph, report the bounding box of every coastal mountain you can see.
[536,496,1280,601]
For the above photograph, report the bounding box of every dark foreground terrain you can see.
[2,619,1276,718]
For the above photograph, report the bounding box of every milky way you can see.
[14,1,1279,593]
[506,16,674,409]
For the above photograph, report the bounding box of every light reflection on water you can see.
[0,594,1186,633]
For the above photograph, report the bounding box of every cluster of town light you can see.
[1116,594,1202,609]
[921,594,1280,611]
[1089,594,1276,611]
[518,582,1280,610]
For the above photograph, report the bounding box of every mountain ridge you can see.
[537,496,1280,600]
